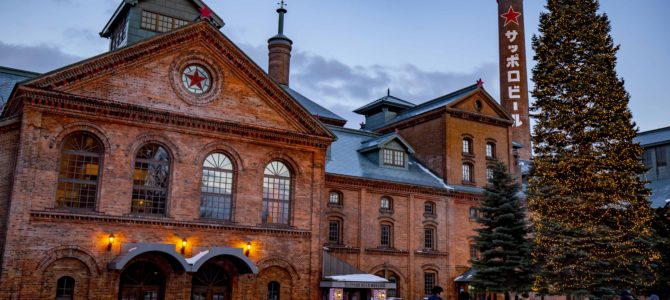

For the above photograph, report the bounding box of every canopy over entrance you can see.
[319,252,396,289]
[454,268,477,282]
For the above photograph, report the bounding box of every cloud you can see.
[0,41,82,73]
[235,42,500,128]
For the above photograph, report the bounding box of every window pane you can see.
[329,191,341,204]
[268,281,280,300]
[424,228,434,249]
[486,143,495,157]
[657,146,667,167]
[263,162,291,224]
[56,276,75,300]
[424,273,436,295]
[381,225,391,247]
[463,139,471,154]
[200,153,234,220]
[462,164,472,182]
[131,144,169,215]
[56,133,102,210]
[486,167,494,182]
[328,220,341,243]
[380,197,391,210]
[424,202,434,215]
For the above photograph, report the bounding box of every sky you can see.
[0,0,668,131]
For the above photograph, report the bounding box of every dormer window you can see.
[383,149,405,167]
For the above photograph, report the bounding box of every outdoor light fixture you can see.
[245,242,251,257]
[107,233,115,251]
[181,238,187,255]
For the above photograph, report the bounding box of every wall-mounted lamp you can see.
[107,234,115,251]
[181,238,187,255]
[245,242,252,257]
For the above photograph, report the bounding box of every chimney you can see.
[267,1,293,86]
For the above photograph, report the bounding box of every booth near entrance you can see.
[320,252,396,300]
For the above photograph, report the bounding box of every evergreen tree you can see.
[648,204,670,300]
[528,0,658,298]
[471,162,532,296]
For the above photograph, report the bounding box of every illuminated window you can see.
[462,138,473,154]
[56,132,102,210]
[131,143,170,215]
[200,153,234,220]
[383,149,405,167]
[462,163,474,182]
[262,161,291,225]
[56,276,75,300]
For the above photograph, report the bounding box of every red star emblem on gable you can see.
[199,6,213,19]
[187,70,207,89]
[476,78,485,88]
[501,5,521,27]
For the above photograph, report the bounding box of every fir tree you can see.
[528,0,658,298]
[648,204,670,300]
[471,162,532,296]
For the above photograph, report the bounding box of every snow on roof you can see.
[325,274,389,283]
[186,250,210,264]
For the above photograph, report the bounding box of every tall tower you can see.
[498,0,531,161]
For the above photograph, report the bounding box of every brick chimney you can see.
[267,2,293,86]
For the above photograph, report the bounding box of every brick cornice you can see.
[364,248,410,256]
[10,21,332,138]
[446,108,514,127]
[11,87,332,149]
[30,211,312,237]
[376,107,512,134]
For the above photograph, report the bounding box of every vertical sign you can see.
[498,0,531,161]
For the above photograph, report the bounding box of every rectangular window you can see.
[380,225,391,247]
[424,228,434,250]
[486,143,495,158]
[469,207,478,220]
[382,149,405,167]
[424,272,436,295]
[328,220,341,244]
[486,167,494,182]
[463,139,472,154]
[470,245,479,260]
[462,164,472,182]
[140,10,189,33]
[642,149,653,168]
[656,146,667,167]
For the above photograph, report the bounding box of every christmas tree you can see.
[528,0,658,298]
[648,204,670,299]
[471,162,532,296]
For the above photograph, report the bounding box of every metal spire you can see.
[276,1,288,35]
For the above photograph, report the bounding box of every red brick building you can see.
[0,1,521,299]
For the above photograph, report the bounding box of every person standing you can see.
[427,286,444,300]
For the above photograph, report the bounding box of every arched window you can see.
[380,196,393,211]
[424,201,436,216]
[132,143,170,215]
[263,161,292,225]
[56,276,75,300]
[200,153,234,220]
[486,142,496,158]
[329,190,342,206]
[328,218,343,244]
[267,281,280,300]
[56,132,102,210]
[380,223,393,248]
[424,226,436,250]
[462,137,473,155]
[486,166,495,183]
[462,163,474,183]
[387,275,399,297]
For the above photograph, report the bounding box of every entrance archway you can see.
[119,261,165,300]
[191,263,231,300]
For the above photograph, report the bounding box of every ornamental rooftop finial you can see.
[268,0,293,86]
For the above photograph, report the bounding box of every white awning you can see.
[325,274,388,283]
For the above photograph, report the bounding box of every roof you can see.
[326,126,452,189]
[353,94,415,114]
[358,132,415,154]
[100,0,225,37]
[280,85,346,125]
[648,178,670,209]
[365,84,480,131]
[636,126,670,147]
[0,66,40,110]
[455,268,477,282]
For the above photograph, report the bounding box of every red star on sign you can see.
[501,5,521,26]
[200,6,213,19]
[476,78,484,88]
[187,70,207,89]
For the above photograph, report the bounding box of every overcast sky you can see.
[0,0,668,131]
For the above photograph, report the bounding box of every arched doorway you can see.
[192,263,231,300]
[119,261,165,300]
